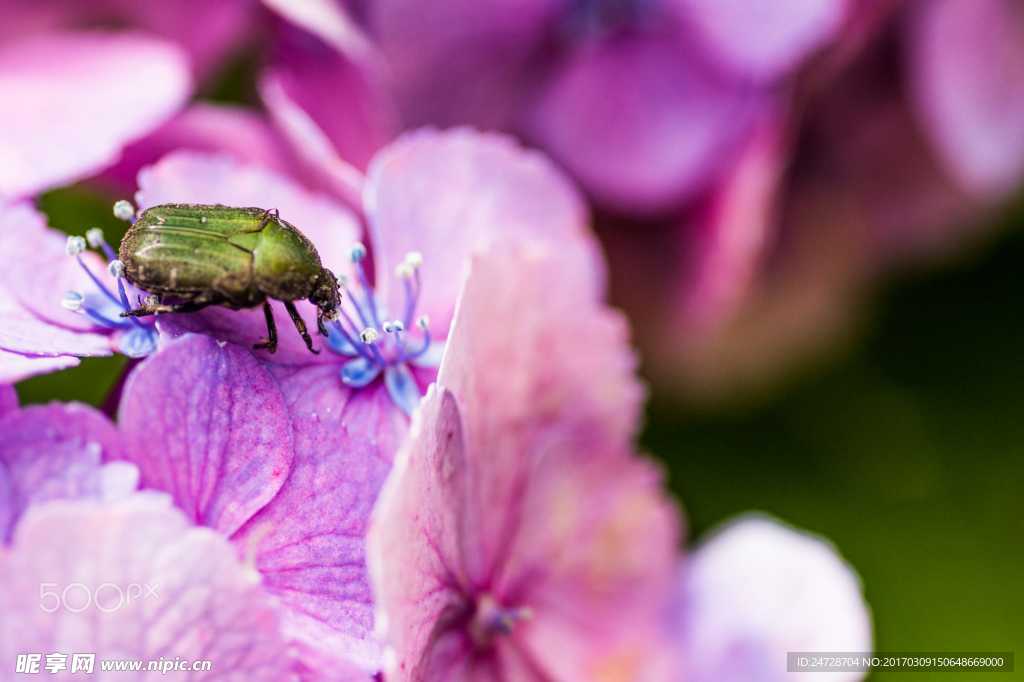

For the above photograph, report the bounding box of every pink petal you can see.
[365,129,603,338]
[137,151,361,277]
[370,242,670,680]
[0,403,134,540]
[676,117,786,333]
[679,516,872,682]
[262,0,396,174]
[0,349,80,384]
[116,334,294,536]
[233,364,407,671]
[0,202,115,332]
[367,387,477,680]
[672,0,849,80]
[104,103,299,193]
[528,36,760,213]
[909,0,1024,197]
[0,493,295,679]
[0,32,191,199]
[259,75,367,210]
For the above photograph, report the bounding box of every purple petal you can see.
[0,403,135,541]
[672,0,849,80]
[0,385,16,416]
[117,334,294,536]
[0,202,116,332]
[0,349,80,384]
[384,364,421,416]
[232,364,407,670]
[679,516,872,682]
[0,31,190,199]
[0,493,296,679]
[341,356,382,387]
[528,36,760,213]
[909,0,1024,197]
[368,0,559,130]
[365,128,604,339]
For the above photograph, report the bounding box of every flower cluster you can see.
[12,0,1016,678]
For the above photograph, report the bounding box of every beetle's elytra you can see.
[118,203,341,354]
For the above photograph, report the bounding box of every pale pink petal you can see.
[367,386,477,681]
[676,117,786,333]
[136,151,361,276]
[0,493,295,679]
[0,202,116,332]
[680,516,872,682]
[528,36,760,213]
[0,32,191,199]
[0,403,134,540]
[0,304,111,357]
[365,129,603,337]
[234,364,406,671]
[909,0,1024,197]
[509,449,681,681]
[116,334,294,536]
[0,349,80,384]
[672,0,849,80]
[263,0,376,61]
[439,240,642,473]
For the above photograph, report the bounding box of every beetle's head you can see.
[311,268,342,336]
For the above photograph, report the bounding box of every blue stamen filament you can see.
[327,247,441,413]
[62,219,158,358]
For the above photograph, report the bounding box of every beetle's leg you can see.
[317,311,329,337]
[284,300,319,354]
[122,296,215,318]
[253,301,278,354]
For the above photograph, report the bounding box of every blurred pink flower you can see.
[279,0,851,214]
[0,32,191,200]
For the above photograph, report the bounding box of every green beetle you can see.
[118,203,341,354]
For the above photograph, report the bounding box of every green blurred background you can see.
[20,189,1022,682]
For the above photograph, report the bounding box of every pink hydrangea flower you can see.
[367,238,872,681]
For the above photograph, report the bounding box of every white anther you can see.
[417,315,430,330]
[85,227,105,248]
[61,291,84,312]
[395,262,415,279]
[350,242,368,262]
[382,321,395,333]
[383,320,405,334]
[359,327,380,344]
[107,259,125,278]
[404,251,423,268]
[144,294,160,307]
[112,199,136,222]
[65,235,87,256]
